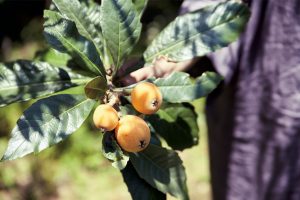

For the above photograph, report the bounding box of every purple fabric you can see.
[182,0,300,199]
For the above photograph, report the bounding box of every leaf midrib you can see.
[46,13,102,76]
[7,97,93,159]
[156,75,218,90]
[138,151,169,178]
[0,78,91,92]
[137,150,184,197]
[145,7,245,62]
[56,0,94,43]
[58,0,104,61]
[85,86,106,92]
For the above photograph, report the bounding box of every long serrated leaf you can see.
[43,10,105,77]
[153,71,222,103]
[1,94,95,161]
[143,1,250,63]
[52,0,105,61]
[121,161,166,200]
[100,0,142,71]
[130,144,189,200]
[0,60,91,107]
[146,103,199,151]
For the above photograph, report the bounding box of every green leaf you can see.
[100,0,142,71]
[0,60,91,107]
[146,103,199,151]
[119,104,139,116]
[132,0,148,18]
[52,0,105,61]
[1,94,95,161]
[149,130,162,147]
[34,48,71,66]
[102,132,129,170]
[84,76,107,100]
[130,144,189,200]
[43,10,105,77]
[143,1,250,63]
[153,71,222,103]
[121,161,166,200]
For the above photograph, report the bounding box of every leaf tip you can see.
[0,154,9,162]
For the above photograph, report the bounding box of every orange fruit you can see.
[115,115,150,152]
[131,82,162,114]
[93,104,119,131]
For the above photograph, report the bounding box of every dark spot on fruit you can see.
[139,140,147,148]
[151,99,158,107]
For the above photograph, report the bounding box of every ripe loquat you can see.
[131,82,162,114]
[115,115,150,153]
[93,104,119,131]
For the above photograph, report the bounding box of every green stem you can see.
[113,87,132,95]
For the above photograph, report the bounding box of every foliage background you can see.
[0,0,211,199]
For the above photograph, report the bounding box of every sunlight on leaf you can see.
[143,1,250,63]
[1,94,95,161]
[0,60,91,107]
[130,144,189,200]
[100,0,142,72]
[154,71,223,103]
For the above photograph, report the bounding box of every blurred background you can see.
[0,0,211,199]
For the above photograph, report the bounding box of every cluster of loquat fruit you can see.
[93,82,162,153]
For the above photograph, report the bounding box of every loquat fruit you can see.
[131,82,162,114]
[93,104,119,131]
[115,115,150,152]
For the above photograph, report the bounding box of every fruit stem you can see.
[113,87,132,95]
[107,93,119,106]
[106,70,114,88]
